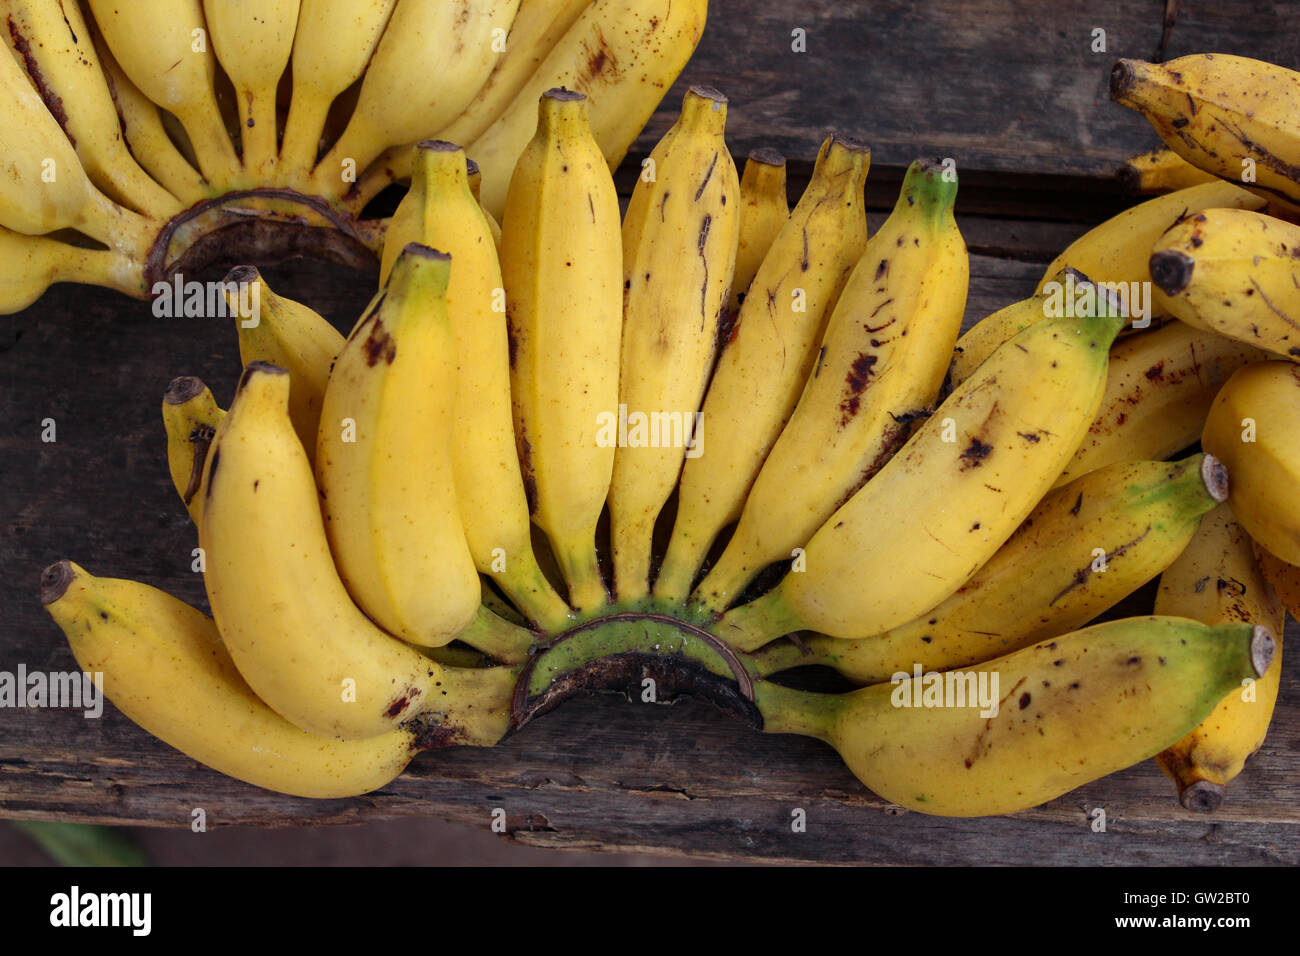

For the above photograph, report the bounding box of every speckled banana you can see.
[731,148,788,311]
[1150,207,1300,361]
[949,269,1078,389]
[717,296,1125,648]
[86,0,241,187]
[1256,545,1300,622]
[316,246,481,648]
[221,266,343,463]
[755,455,1229,682]
[467,0,708,218]
[0,227,144,313]
[1055,319,1267,487]
[1112,54,1300,213]
[41,561,428,798]
[756,616,1275,817]
[695,159,967,613]
[1153,504,1286,811]
[162,376,226,526]
[1119,147,1219,194]
[654,134,871,602]
[200,361,516,740]
[379,141,572,632]
[609,86,740,601]
[1202,360,1300,564]
[500,90,622,612]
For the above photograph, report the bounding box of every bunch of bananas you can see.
[0,0,705,313]
[36,52,1300,820]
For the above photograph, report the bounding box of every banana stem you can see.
[177,102,242,189]
[552,536,610,612]
[455,606,540,665]
[278,90,331,185]
[653,530,711,603]
[713,589,802,652]
[492,560,575,635]
[239,86,280,177]
[752,681,843,742]
[751,637,823,677]
[310,120,383,199]
[78,192,156,263]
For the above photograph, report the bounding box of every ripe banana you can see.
[1119,146,1219,194]
[1150,207,1300,362]
[316,245,481,647]
[41,561,424,799]
[277,0,397,178]
[310,0,521,197]
[718,296,1125,648]
[654,134,871,602]
[949,269,1076,389]
[200,361,513,741]
[756,616,1275,817]
[86,0,241,187]
[0,227,143,313]
[500,89,622,611]
[1112,54,1300,213]
[609,86,740,601]
[1153,504,1286,811]
[1255,545,1300,622]
[3,0,181,219]
[1055,318,1267,487]
[202,0,300,178]
[1201,360,1300,564]
[756,454,1229,681]
[696,159,967,612]
[467,0,707,218]
[221,265,343,462]
[162,376,226,526]
[731,148,787,311]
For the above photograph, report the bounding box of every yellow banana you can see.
[41,561,425,799]
[467,0,707,218]
[696,159,967,612]
[731,148,787,311]
[757,616,1275,817]
[1150,207,1300,362]
[756,455,1228,682]
[608,86,740,601]
[200,361,514,741]
[1201,360,1300,564]
[162,376,226,525]
[500,90,622,612]
[0,227,143,313]
[87,0,241,187]
[1118,146,1219,194]
[654,134,871,602]
[949,269,1077,389]
[1112,54,1300,213]
[718,295,1125,648]
[1255,544,1300,622]
[222,265,343,462]
[1055,319,1267,487]
[1153,504,1286,810]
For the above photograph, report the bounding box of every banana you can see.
[3,0,181,219]
[162,376,226,525]
[378,141,572,632]
[1255,544,1300,622]
[1153,504,1286,810]
[202,0,301,178]
[756,616,1275,817]
[221,265,343,462]
[277,0,397,179]
[654,134,871,602]
[467,0,707,218]
[1111,54,1300,213]
[756,455,1229,681]
[608,86,740,601]
[309,0,522,197]
[731,148,788,311]
[717,295,1125,648]
[695,159,967,612]
[500,89,622,612]
[86,0,241,187]
[1055,319,1268,487]
[1149,207,1300,362]
[1118,146,1219,194]
[316,245,481,647]
[201,361,514,740]
[41,561,425,798]
[0,226,143,313]
[1201,360,1300,564]
[0,44,154,256]
[949,270,1077,389]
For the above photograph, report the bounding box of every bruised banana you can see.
[1150,207,1300,362]
[609,86,740,601]
[654,134,871,602]
[731,148,788,311]
[717,295,1125,648]
[162,376,226,526]
[755,454,1228,681]
[1255,545,1300,622]
[1153,504,1286,811]
[41,562,425,799]
[695,159,967,612]
[756,616,1275,817]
